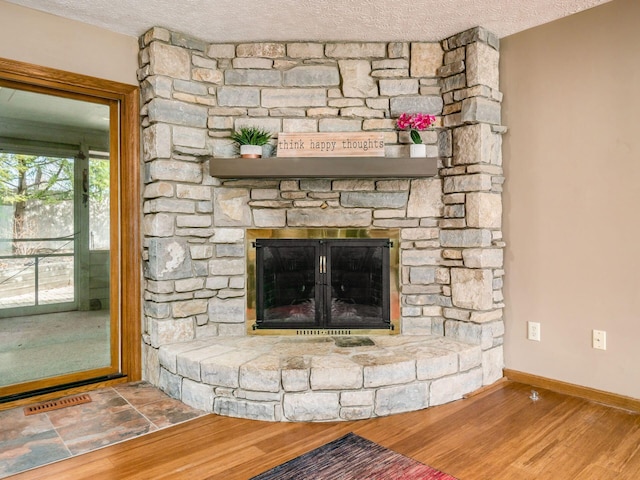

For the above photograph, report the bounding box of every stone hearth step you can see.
[157,335,483,422]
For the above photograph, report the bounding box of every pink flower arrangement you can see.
[396,112,436,144]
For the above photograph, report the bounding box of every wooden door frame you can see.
[0,57,141,407]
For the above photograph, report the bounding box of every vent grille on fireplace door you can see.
[253,238,391,331]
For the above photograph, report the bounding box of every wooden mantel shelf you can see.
[208,156,439,178]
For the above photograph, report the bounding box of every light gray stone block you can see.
[149,42,190,79]
[390,96,443,116]
[232,57,273,69]
[466,42,500,90]
[462,248,503,268]
[240,355,281,393]
[410,43,444,77]
[340,406,374,420]
[340,390,374,407]
[402,316,433,335]
[218,87,261,107]
[176,185,212,202]
[416,348,459,379]
[237,43,285,58]
[283,392,340,421]
[211,228,245,243]
[214,397,278,421]
[375,383,428,416]
[361,357,415,388]
[215,243,244,257]
[287,42,324,58]
[159,367,182,399]
[143,182,173,201]
[326,43,386,58]
[440,229,492,248]
[430,368,482,406]
[407,179,444,218]
[453,123,500,166]
[213,188,251,226]
[461,97,501,125]
[341,192,408,209]
[143,124,172,161]
[208,297,245,323]
[284,66,340,86]
[253,209,287,227]
[192,68,223,84]
[379,79,419,96]
[451,268,493,310]
[200,349,260,388]
[176,214,211,228]
[149,317,194,348]
[310,356,363,390]
[401,249,442,266]
[388,42,409,58]
[147,98,208,128]
[224,69,282,86]
[143,213,174,237]
[146,237,193,281]
[410,266,437,284]
[148,159,202,183]
[287,208,371,227]
[177,345,221,380]
[318,118,362,132]
[209,258,244,276]
[172,299,208,318]
[262,88,326,108]
[207,44,235,58]
[483,346,504,385]
[466,192,502,229]
[282,358,310,392]
[338,60,378,98]
[444,174,493,193]
[282,118,317,133]
[157,340,204,373]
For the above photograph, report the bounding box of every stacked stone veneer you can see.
[138,26,506,419]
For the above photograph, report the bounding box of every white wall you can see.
[0,0,138,85]
[501,0,640,398]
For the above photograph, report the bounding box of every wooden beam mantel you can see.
[208,156,439,179]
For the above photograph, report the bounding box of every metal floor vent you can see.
[23,393,92,416]
[296,329,352,336]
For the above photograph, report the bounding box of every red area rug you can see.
[251,432,458,479]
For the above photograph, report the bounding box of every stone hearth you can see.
[159,335,482,421]
[139,26,506,421]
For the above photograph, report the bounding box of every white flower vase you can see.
[240,145,263,158]
[410,143,427,158]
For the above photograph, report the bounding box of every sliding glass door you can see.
[0,58,140,402]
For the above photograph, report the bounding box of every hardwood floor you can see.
[12,381,639,479]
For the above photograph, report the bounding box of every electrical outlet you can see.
[593,330,606,350]
[527,321,541,341]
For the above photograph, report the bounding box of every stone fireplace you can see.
[139,26,506,421]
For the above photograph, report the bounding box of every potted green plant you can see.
[230,126,273,158]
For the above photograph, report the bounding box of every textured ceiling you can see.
[6,0,610,42]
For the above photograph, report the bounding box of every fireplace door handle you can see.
[319,255,326,274]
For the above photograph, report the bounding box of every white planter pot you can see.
[240,145,263,158]
[410,143,427,158]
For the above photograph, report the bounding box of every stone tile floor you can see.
[0,381,206,478]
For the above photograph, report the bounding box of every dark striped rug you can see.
[251,432,458,479]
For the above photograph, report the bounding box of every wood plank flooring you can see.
[11,381,640,480]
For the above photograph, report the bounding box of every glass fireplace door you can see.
[254,238,390,330]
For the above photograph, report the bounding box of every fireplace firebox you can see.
[247,229,400,334]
